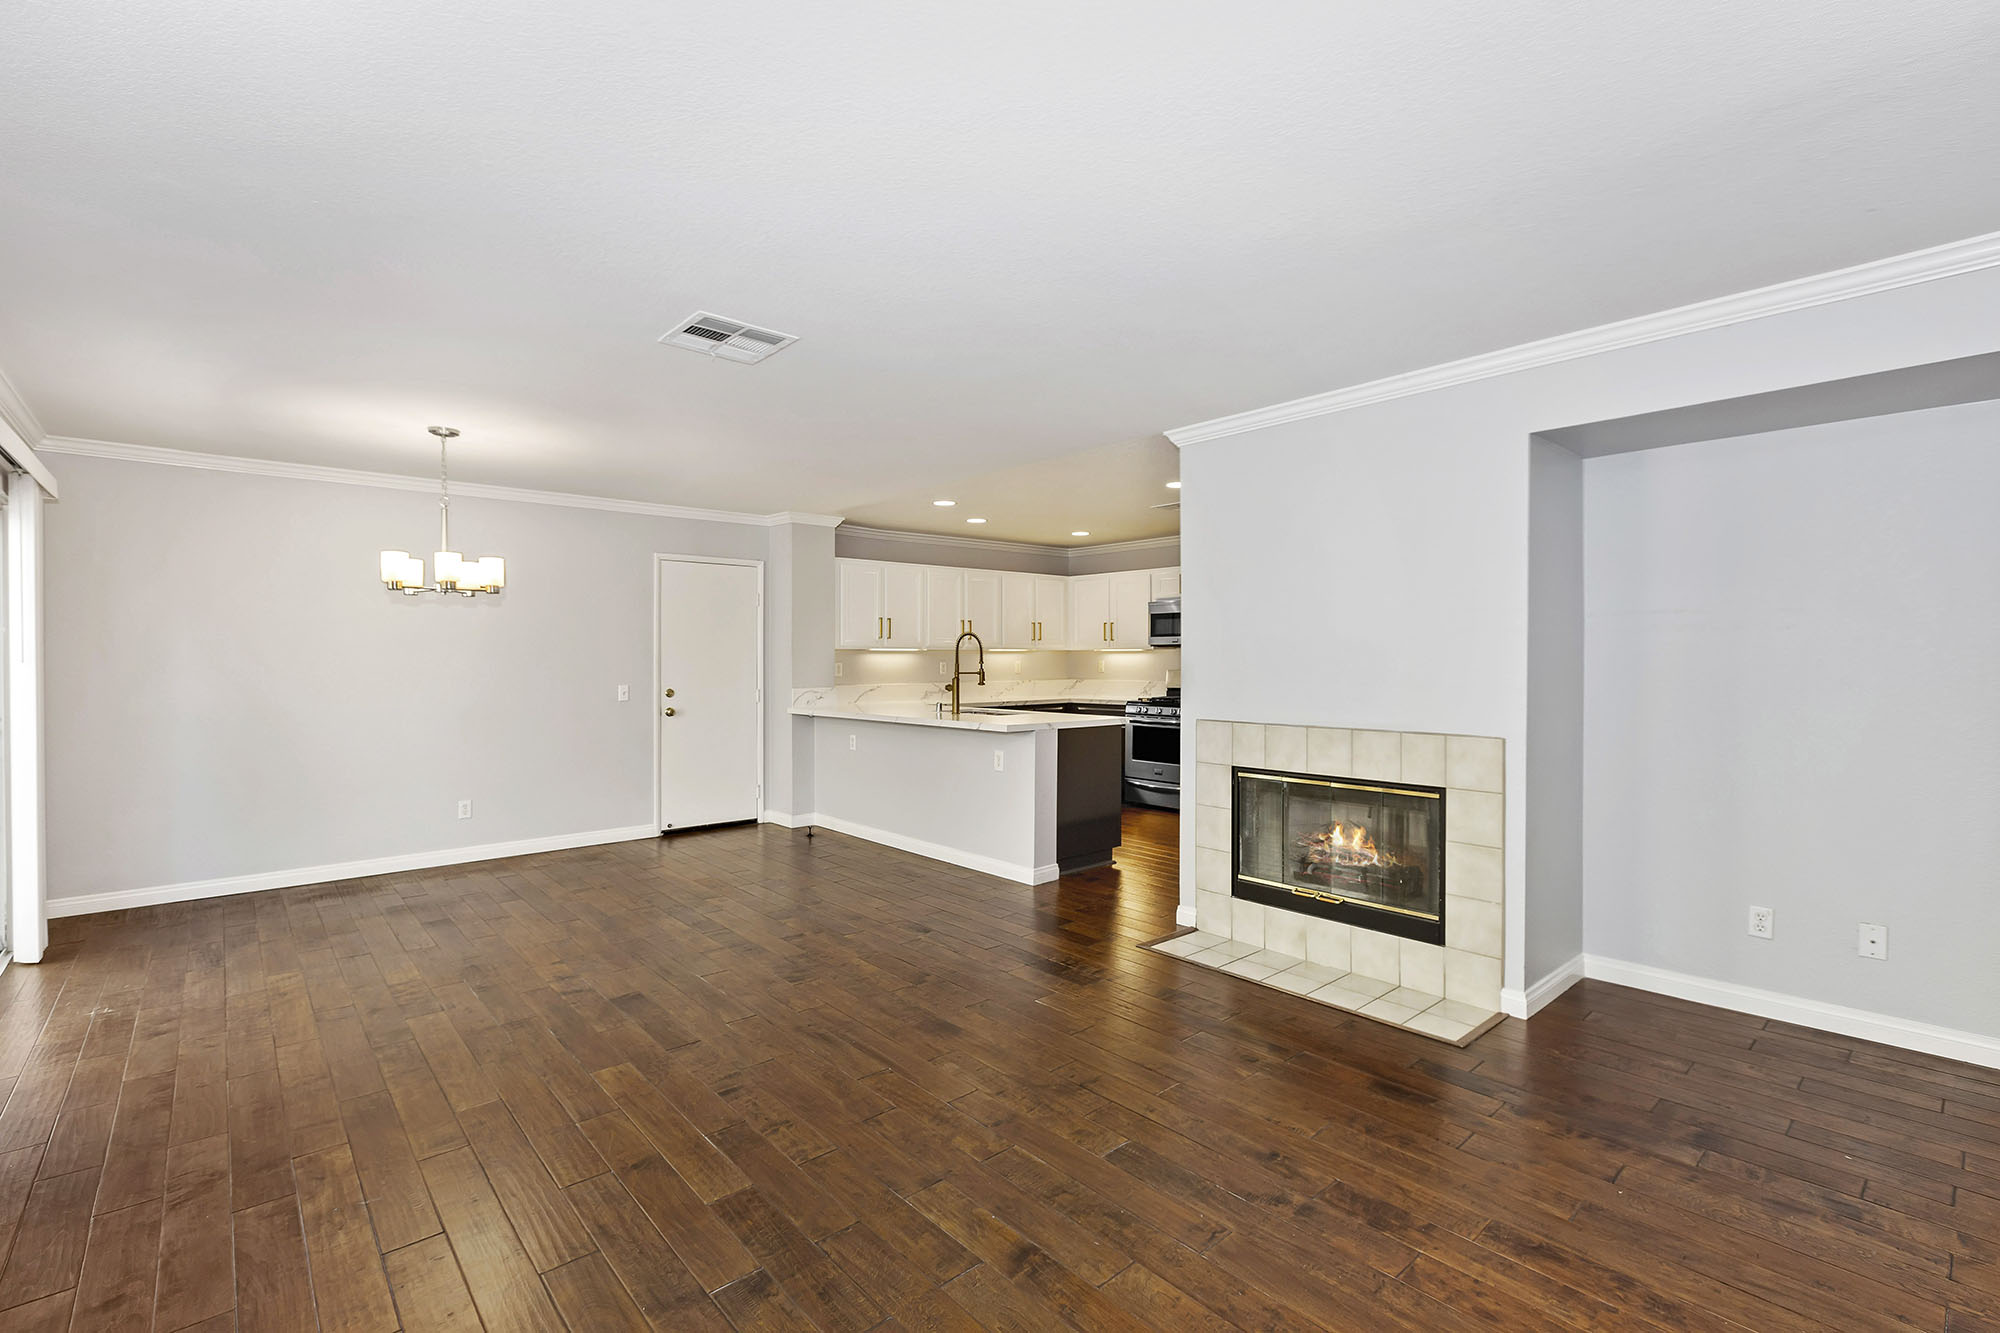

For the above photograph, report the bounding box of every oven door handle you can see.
[1124,777,1181,792]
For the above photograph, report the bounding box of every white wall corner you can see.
[1504,952,1586,1019]
[1583,955,2000,1072]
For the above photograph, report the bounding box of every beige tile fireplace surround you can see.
[1158,722,1506,1045]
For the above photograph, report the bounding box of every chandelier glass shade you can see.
[380,427,506,596]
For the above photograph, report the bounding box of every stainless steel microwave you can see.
[1148,597,1181,647]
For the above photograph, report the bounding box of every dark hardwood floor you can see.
[2,806,1997,1330]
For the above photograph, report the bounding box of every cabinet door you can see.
[1069,575,1109,647]
[924,567,966,647]
[998,572,1037,649]
[881,563,926,647]
[836,560,884,647]
[963,570,1002,642]
[1108,571,1153,648]
[1033,575,1068,648]
[1149,568,1181,599]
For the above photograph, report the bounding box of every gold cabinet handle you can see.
[887,617,892,638]
[877,617,883,639]
[662,706,675,717]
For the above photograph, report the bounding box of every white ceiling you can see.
[3,3,1997,538]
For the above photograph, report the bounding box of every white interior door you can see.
[657,557,761,831]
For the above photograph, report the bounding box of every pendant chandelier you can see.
[379,426,506,595]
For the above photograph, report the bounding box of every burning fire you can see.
[1301,822,1388,869]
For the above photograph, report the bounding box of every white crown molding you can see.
[767,512,845,528]
[1582,954,2000,1071]
[37,435,840,528]
[0,366,46,448]
[1070,533,1179,557]
[47,824,656,918]
[1167,229,2000,447]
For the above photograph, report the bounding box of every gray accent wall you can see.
[1581,399,2000,1034]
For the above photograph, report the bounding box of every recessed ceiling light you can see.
[966,517,986,524]
[1166,480,1181,489]
[1071,531,1090,537]
[932,499,955,507]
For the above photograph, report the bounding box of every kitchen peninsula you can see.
[789,686,1126,883]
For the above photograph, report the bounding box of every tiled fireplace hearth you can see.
[1155,722,1506,1045]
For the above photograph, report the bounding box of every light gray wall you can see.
[835,528,1179,576]
[1065,539,1180,575]
[835,529,1067,574]
[44,453,777,901]
[765,521,837,818]
[1581,399,2000,1034]
[1525,436,1585,982]
[1180,257,2000,1004]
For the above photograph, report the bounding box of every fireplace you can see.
[1232,767,1446,945]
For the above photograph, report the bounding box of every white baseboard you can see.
[47,825,658,919]
[1502,952,1587,1019]
[799,812,1058,886]
[758,809,810,828]
[1175,903,1196,928]
[1583,954,2000,1071]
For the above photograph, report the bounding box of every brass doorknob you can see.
[662,707,676,717]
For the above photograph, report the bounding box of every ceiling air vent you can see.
[659,311,799,364]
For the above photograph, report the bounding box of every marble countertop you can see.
[788,699,1125,732]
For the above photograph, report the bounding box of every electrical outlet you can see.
[616,684,630,702]
[847,734,856,751]
[938,661,949,678]
[1097,657,1106,674]
[993,750,1004,771]
[457,799,472,820]
[1858,922,1888,959]
[1747,906,1773,939]
[834,661,844,678]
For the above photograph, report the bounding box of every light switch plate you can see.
[616,684,630,701]
[993,750,1004,771]
[1858,922,1888,959]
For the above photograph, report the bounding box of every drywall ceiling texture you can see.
[1582,400,2000,1035]
[1176,258,2000,1011]
[3,1,1998,517]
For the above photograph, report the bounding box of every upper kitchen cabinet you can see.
[1033,575,1069,649]
[1150,569,1181,599]
[1107,570,1153,648]
[836,558,926,648]
[963,569,1002,642]
[998,572,1067,648]
[924,568,965,648]
[1069,574,1110,646]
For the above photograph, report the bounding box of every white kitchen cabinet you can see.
[1150,568,1181,599]
[924,568,966,648]
[836,558,925,648]
[881,562,925,647]
[837,559,885,648]
[1069,574,1110,646]
[963,570,1002,642]
[1107,570,1153,649]
[1033,575,1068,648]
[999,572,1037,649]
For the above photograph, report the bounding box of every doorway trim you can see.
[651,552,765,835]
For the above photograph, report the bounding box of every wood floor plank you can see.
[419,1146,565,1333]
[381,1233,481,1332]
[154,1134,234,1332]
[232,1194,317,1333]
[336,1090,440,1252]
[9,810,1999,1332]
[66,1199,160,1332]
[293,1143,399,1332]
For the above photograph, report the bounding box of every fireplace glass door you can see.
[1233,768,1446,944]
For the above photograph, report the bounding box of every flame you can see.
[1301,821,1385,868]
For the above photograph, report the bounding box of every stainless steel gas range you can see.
[1123,690,1180,809]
